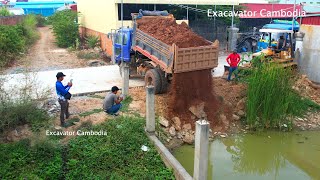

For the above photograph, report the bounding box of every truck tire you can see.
[145,69,161,94]
[156,69,169,94]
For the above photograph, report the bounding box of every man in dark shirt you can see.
[55,72,72,126]
[103,86,123,116]
[277,35,286,50]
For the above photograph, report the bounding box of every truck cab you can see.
[113,28,133,64]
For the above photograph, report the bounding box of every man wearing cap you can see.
[56,72,73,126]
[226,49,241,81]
[103,86,123,116]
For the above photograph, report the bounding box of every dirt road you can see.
[5,27,86,74]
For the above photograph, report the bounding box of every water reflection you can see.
[210,131,320,180]
[222,133,287,176]
[174,131,320,180]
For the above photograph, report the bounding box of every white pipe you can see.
[231,5,234,28]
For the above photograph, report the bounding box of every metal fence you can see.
[189,19,228,50]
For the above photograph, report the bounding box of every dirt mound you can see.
[137,17,211,48]
[167,70,231,130]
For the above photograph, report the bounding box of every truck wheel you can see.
[156,69,169,94]
[145,69,161,94]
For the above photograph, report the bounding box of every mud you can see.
[137,17,211,48]
[168,70,231,130]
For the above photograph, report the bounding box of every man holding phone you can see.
[56,72,73,126]
[103,86,123,116]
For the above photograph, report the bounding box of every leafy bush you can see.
[0,7,12,16]
[0,139,63,179]
[66,116,174,179]
[18,14,39,45]
[49,10,79,48]
[246,63,320,130]
[85,35,100,49]
[0,74,51,132]
[0,14,39,67]
[0,99,50,133]
[0,25,25,67]
[35,14,46,27]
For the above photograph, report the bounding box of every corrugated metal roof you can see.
[297,16,320,25]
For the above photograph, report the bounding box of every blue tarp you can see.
[262,23,300,31]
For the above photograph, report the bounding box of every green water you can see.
[173,131,320,180]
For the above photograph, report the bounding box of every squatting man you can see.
[103,86,123,116]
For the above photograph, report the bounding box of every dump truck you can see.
[112,10,219,94]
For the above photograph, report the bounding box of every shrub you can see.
[35,15,46,27]
[0,14,39,67]
[0,7,12,16]
[49,10,79,48]
[0,74,51,132]
[85,35,100,49]
[0,25,25,67]
[246,63,320,130]
[18,14,39,45]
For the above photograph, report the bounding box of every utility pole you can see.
[186,5,189,20]
[120,0,129,96]
[231,5,234,28]
[292,0,296,31]
[214,5,216,40]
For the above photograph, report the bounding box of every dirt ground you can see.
[4,27,86,74]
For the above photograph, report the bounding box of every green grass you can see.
[66,116,174,179]
[79,109,103,117]
[76,51,100,60]
[246,63,320,130]
[63,117,80,128]
[1,115,175,179]
[0,139,63,179]
[0,101,50,133]
[121,96,133,112]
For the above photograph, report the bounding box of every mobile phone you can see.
[70,79,73,83]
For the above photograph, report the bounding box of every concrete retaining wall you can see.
[300,25,320,83]
[148,135,192,180]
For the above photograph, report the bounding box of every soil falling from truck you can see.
[168,70,222,128]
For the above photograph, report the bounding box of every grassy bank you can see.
[0,116,175,179]
[246,63,320,130]
[0,139,63,179]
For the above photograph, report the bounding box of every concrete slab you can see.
[213,55,228,77]
[2,65,145,98]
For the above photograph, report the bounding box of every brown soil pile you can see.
[168,70,231,130]
[137,17,211,48]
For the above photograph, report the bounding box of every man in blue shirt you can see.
[56,72,72,126]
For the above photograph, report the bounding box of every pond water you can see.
[173,131,320,180]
